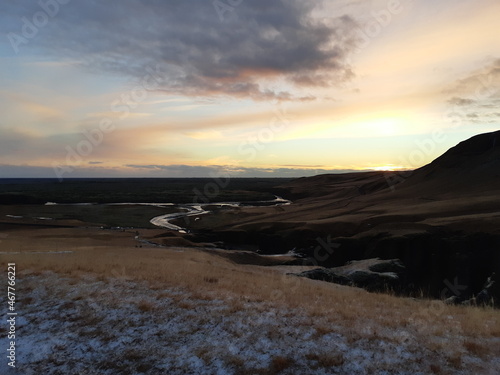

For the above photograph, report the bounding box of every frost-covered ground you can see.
[4,271,499,375]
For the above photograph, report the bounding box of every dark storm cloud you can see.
[1,0,356,100]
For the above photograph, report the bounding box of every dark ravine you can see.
[296,231,500,305]
[186,226,500,306]
[289,258,405,293]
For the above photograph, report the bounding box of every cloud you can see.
[0,126,187,165]
[122,163,362,178]
[446,58,500,100]
[0,163,358,178]
[448,97,475,106]
[0,164,126,179]
[0,91,67,130]
[443,58,500,125]
[0,129,74,161]
[1,0,357,101]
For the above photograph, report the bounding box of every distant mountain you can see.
[399,130,500,195]
[276,130,500,201]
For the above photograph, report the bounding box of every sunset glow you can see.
[0,0,499,178]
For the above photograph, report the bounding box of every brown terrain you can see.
[178,130,500,303]
[1,227,499,374]
[1,131,498,303]
[0,131,499,374]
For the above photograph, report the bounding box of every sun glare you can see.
[323,114,412,139]
[371,164,407,171]
[355,115,410,137]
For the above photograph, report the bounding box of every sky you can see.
[0,0,499,178]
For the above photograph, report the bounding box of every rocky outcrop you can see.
[294,231,500,301]
[368,258,406,274]
[445,273,500,307]
[345,270,399,292]
[293,268,352,285]
[474,272,499,306]
[292,258,406,293]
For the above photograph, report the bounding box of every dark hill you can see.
[273,171,390,201]
[398,130,500,195]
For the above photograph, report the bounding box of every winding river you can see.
[149,196,291,232]
[41,196,291,232]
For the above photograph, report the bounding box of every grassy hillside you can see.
[0,227,498,374]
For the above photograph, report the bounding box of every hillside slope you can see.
[397,130,500,196]
[185,131,500,302]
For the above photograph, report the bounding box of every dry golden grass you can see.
[1,226,499,354]
[463,339,491,358]
[136,299,156,312]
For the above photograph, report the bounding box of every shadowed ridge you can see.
[274,171,393,201]
[418,130,500,170]
[399,130,500,195]
[276,130,500,201]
